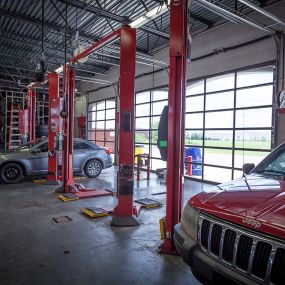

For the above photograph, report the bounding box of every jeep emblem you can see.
[242,217,261,228]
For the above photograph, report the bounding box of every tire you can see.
[1,163,24,184]
[84,159,102,178]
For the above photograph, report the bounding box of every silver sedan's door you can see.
[73,141,92,171]
[29,142,48,174]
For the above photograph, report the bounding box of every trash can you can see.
[184,147,202,176]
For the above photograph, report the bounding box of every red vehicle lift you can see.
[56,27,138,226]
[159,0,190,254]
[28,87,37,142]
[46,73,63,184]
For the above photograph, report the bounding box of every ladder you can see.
[8,104,21,150]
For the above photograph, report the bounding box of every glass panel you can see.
[205,111,233,129]
[236,85,273,108]
[135,131,150,143]
[186,96,204,112]
[97,110,105,120]
[185,113,203,129]
[136,103,150,117]
[106,109,115,120]
[96,121,104,129]
[235,108,272,128]
[151,116,160,129]
[206,91,234,110]
[235,130,271,150]
[106,99,116,109]
[152,90,168,101]
[96,141,105,148]
[88,103,96,112]
[136,117,150,130]
[186,80,204,95]
[152,101,168,116]
[206,73,235,93]
[204,148,232,167]
[151,158,166,171]
[234,150,270,169]
[88,130,95,141]
[184,147,203,178]
[151,145,162,159]
[237,66,274,88]
[204,131,233,148]
[203,166,232,183]
[136,91,150,104]
[234,170,243,179]
[95,131,105,141]
[97,101,105,110]
[105,130,115,141]
[105,120,115,130]
[151,130,158,144]
[185,130,203,146]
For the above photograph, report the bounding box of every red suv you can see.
[174,143,285,285]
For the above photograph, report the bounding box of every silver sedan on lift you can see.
[0,138,113,184]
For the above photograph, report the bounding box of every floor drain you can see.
[53,216,72,223]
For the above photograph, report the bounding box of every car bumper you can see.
[174,224,260,285]
[103,158,113,169]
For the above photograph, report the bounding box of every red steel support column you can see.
[46,73,61,184]
[62,65,77,193]
[159,0,189,253]
[28,87,36,142]
[111,26,139,227]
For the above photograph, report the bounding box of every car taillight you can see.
[104,148,111,155]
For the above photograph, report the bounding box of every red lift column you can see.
[159,0,189,253]
[28,87,36,142]
[111,26,139,227]
[46,73,62,185]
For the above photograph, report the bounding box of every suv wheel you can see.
[1,163,24,184]
[84,159,102,178]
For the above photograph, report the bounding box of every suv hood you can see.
[189,173,285,240]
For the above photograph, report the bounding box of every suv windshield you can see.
[255,147,285,178]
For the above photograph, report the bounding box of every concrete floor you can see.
[0,167,213,285]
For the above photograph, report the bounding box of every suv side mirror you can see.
[242,163,255,175]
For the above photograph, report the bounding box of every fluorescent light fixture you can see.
[130,0,170,28]
[238,0,285,27]
[55,66,63,74]
[196,0,272,33]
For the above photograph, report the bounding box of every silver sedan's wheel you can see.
[1,163,24,184]
[84,159,102,178]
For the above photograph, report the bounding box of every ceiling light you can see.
[195,0,272,33]
[130,0,170,29]
[238,0,285,27]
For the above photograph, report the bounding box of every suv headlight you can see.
[181,204,199,241]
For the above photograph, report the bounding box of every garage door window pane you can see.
[106,99,115,109]
[206,73,235,93]
[185,131,203,146]
[204,166,232,183]
[206,91,234,110]
[204,148,232,167]
[105,120,115,130]
[186,96,204,112]
[205,111,233,128]
[97,110,105,120]
[185,113,203,129]
[136,117,150,130]
[151,116,160,129]
[106,109,115,119]
[204,131,233,148]
[237,66,274,88]
[97,101,105,110]
[187,80,204,95]
[136,103,150,117]
[152,90,168,101]
[151,130,158,144]
[236,85,273,108]
[235,130,271,150]
[236,108,272,128]
[96,121,104,129]
[152,101,168,115]
[136,91,150,104]
[135,131,150,143]
[234,150,269,168]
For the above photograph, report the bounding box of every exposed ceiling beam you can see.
[55,0,170,39]
[190,12,215,27]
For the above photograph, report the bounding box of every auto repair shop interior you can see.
[0,1,285,285]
